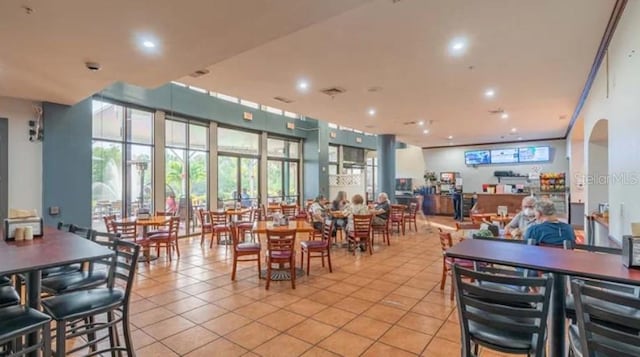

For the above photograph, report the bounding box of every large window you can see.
[92,100,154,229]
[366,156,378,202]
[267,137,300,204]
[218,128,260,208]
[328,145,339,175]
[165,119,209,235]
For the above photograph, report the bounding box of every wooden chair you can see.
[230,222,261,281]
[390,204,406,235]
[149,217,181,261]
[307,210,323,241]
[281,204,298,219]
[403,202,419,233]
[237,208,257,243]
[197,208,213,246]
[111,221,138,241]
[147,211,173,236]
[103,215,117,233]
[300,219,333,275]
[439,231,475,300]
[265,229,297,290]
[210,211,231,248]
[371,215,391,246]
[347,214,373,255]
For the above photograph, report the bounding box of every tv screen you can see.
[490,148,519,164]
[518,146,550,162]
[343,147,365,163]
[464,150,490,165]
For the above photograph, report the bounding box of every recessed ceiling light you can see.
[368,108,376,116]
[423,129,429,134]
[485,89,495,98]
[447,135,453,140]
[142,40,156,48]
[517,136,523,140]
[501,113,509,119]
[297,79,309,91]
[418,120,424,126]
[511,128,517,133]
[448,37,468,56]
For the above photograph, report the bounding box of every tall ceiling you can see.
[1,0,615,147]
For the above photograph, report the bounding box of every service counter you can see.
[474,193,529,215]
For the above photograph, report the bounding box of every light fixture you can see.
[501,113,509,119]
[142,40,156,48]
[448,37,468,56]
[423,129,429,134]
[134,33,161,55]
[297,79,309,92]
[418,120,424,126]
[511,128,517,133]
[368,108,376,116]
[447,135,453,140]
[485,89,495,98]
[517,136,523,140]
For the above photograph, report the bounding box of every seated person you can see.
[330,191,349,233]
[344,194,370,233]
[309,195,327,231]
[371,192,390,226]
[524,200,575,246]
[505,196,538,238]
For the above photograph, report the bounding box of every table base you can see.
[138,254,158,263]
[260,268,304,281]
[218,239,233,246]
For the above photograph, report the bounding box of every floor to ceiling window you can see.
[217,128,260,208]
[91,99,154,229]
[366,155,378,202]
[165,118,209,235]
[328,145,339,175]
[267,137,300,205]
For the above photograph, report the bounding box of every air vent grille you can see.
[320,87,346,97]
[273,96,294,104]
[488,108,505,115]
[189,69,210,78]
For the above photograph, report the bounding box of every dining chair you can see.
[265,229,297,290]
[149,216,181,261]
[210,211,231,248]
[281,204,298,219]
[230,222,261,281]
[0,277,19,308]
[237,208,257,243]
[347,214,373,256]
[0,304,51,357]
[197,208,213,246]
[307,211,323,241]
[146,211,173,236]
[41,239,140,357]
[403,202,419,233]
[300,219,333,275]
[570,279,640,357]
[453,264,553,357]
[103,215,117,233]
[439,231,475,300]
[371,215,391,247]
[389,204,405,235]
[111,221,138,241]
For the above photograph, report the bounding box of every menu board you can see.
[464,150,490,165]
[490,149,519,164]
[518,146,550,162]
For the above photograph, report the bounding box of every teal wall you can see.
[42,99,93,227]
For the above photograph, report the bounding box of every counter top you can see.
[590,214,609,229]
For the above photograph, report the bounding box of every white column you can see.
[153,110,166,212]
[209,122,218,210]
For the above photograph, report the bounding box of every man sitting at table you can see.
[524,200,575,245]
[505,196,537,238]
[371,192,390,227]
[309,195,327,231]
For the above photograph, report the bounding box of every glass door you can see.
[218,156,259,208]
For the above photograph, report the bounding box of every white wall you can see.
[569,138,585,203]
[580,1,640,242]
[396,144,426,187]
[422,139,569,193]
[0,97,43,214]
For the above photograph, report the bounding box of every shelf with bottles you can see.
[539,172,566,192]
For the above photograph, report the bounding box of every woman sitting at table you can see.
[524,200,575,245]
[331,191,349,234]
[309,195,327,231]
[344,194,369,233]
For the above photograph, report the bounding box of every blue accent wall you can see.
[377,134,397,202]
[42,99,93,227]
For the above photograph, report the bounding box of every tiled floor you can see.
[111,216,511,356]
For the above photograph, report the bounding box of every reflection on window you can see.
[284,111,299,119]
[166,120,187,148]
[217,128,259,155]
[267,138,299,159]
[240,99,259,109]
[127,108,153,144]
[92,100,123,141]
[261,105,283,115]
[328,145,339,163]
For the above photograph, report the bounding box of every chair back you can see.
[321,219,335,242]
[197,208,210,225]
[103,215,117,233]
[439,232,454,252]
[258,204,268,221]
[108,239,141,307]
[407,202,418,218]
[93,231,121,244]
[167,216,180,239]
[112,221,137,239]
[453,264,553,357]
[390,204,405,220]
[57,221,72,232]
[69,224,94,240]
[210,211,228,225]
[281,204,298,218]
[156,211,174,217]
[571,279,640,357]
[352,214,373,239]
[266,229,296,259]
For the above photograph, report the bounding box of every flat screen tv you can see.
[518,146,550,162]
[490,148,519,164]
[464,150,490,165]
[343,146,365,163]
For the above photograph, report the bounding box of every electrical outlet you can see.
[49,206,60,215]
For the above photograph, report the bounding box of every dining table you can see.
[445,238,640,357]
[0,227,114,356]
[114,216,171,261]
[252,220,314,280]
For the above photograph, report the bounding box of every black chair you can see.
[0,276,20,308]
[42,239,140,357]
[570,279,640,357]
[38,222,83,278]
[0,305,51,357]
[453,264,553,357]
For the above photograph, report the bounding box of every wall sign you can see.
[355,137,362,143]
[330,132,337,138]
[286,122,295,129]
[243,112,253,121]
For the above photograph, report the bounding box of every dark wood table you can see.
[445,239,640,357]
[0,227,114,356]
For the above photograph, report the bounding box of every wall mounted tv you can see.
[464,150,490,165]
[490,148,519,164]
[518,146,550,163]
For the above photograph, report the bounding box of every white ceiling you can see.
[1,0,615,147]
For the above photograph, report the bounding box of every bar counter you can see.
[474,193,529,214]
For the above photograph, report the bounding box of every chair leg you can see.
[42,321,52,357]
[306,251,311,276]
[414,220,417,232]
[300,250,304,270]
[291,259,296,289]
[368,237,373,255]
[175,238,180,257]
[231,254,238,281]
[56,318,66,357]
[167,243,172,262]
[266,262,272,290]
[321,251,325,267]
[87,316,97,352]
[122,308,135,357]
[327,248,333,273]
[257,254,261,279]
[200,231,205,246]
[449,276,455,301]
[106,311,117,357]
[156,243,160,259]
[440,264,447,290]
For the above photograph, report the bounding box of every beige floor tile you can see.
[332,296,374,314]
[181,303,229,324]
[252,334,312,357]
[262,292,302,308]
[130,329,156,350]
[185,338,247,357]
[225,322,279,350]
[318,330,374,357]
[179,281,214,295]
[130,307,176,328]
[136,342,179,357]
[361,342,419,357]
[201,312,252,336]
[350,287,390,302]
[421,337,461,356]
[194,287,235,302]
[434,321,461,343]
[258,309,307,331]
[161,326,218,355]
[163,296,208,314]
[325,281,361,295]
[311,306,357,327]
[306,289,346,305]
[411,300,455,320]
[343,315,392,340]
[142,315,195,340]
[234,301,279,319]
[284,298,328,316]
[397,312,445,335]
[287,319,337,344]
[381,293,420,310]
[393,285,430,299]
[299,346,341,357]
[363,304,407,324]
[380,325,433,354]
[129,299,159,315]
[212,294,256,310]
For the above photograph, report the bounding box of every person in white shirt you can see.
[309,195,327,231]
[505,196,537,237]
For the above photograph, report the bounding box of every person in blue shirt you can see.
[524,200,575,245]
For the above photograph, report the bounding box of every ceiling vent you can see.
[189,69,210,78]
[320,87,346,97]
[273,96,294,104]
[402,121,418,125]
[488,108,505,115]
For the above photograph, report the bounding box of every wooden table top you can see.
[0,227,114,276]
[115,216,171,226]
[252,220,313,234]
[329,211,346,218]
[446,239,640,285]
[223,209,250,216]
